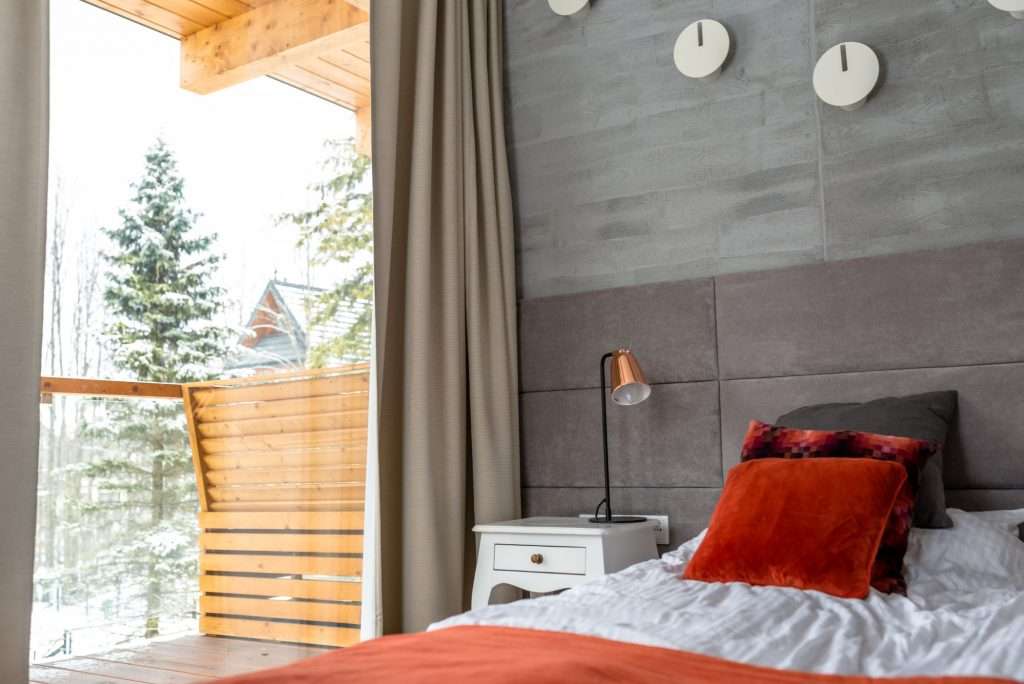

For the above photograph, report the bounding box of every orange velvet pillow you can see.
[683,458,906,599]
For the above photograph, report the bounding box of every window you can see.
[32,1,373,678]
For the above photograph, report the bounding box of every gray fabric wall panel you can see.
[519,278,717,392]
[520,239,1024,537]
[719,363,1024,489]
[716,241,1024,380]
[521,382,721,488]
[524,487,721,548]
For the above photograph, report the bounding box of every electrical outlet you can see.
[578,514,670,545]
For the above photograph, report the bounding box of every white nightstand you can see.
[470,516,659,610]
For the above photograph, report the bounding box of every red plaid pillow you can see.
[740,420,937,594]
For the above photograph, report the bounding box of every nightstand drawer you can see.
[493,544,586,574]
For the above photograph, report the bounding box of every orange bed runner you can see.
[211,625,1013,684]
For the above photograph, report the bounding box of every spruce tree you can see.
[280,139,372,365]
[85,140,227,639]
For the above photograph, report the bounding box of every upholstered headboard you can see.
[519,239,1024,545]
[715,240,1024,511]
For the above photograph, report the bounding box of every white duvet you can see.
[433,510,1024,680]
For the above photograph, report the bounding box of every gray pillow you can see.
[776,391,958,529]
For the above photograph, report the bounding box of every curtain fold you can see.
[371,0,521,634]
[0,0,49,679]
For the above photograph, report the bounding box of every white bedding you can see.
[433,509,1024,680]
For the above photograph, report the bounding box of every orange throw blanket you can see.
[211,626,1013,684]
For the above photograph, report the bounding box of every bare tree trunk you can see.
[145,451,165,639]
[41,180,69,573]
[67,237,101,576]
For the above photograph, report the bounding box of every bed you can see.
[436,509,1024,680]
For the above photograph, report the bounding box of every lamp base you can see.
[589,515,647,524]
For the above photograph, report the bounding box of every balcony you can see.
[32,365,369,679]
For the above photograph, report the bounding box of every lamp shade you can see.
[609,349,651,406]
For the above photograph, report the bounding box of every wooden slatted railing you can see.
[182,365,369,648]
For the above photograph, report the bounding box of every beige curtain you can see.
[371,0,520,634]
[0,1,49,680]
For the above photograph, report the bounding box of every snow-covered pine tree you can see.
[85,139,228,639]
[280,139,372,366]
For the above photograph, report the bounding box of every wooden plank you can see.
[207,482,364,503]
[140,634,331,665]
[28,657,199,684]
[183,387,211,512]
[204,446,367,470]
[200,427,367,454]
[209,499,363,512]
[147,0,228,26]
[40,376,183,400]
[182,0,253,17]
[341,40,370,63]
[296,55,370,97]
[82,0,203,37]
[202,595,360,624]
[36,634,331,683]
[194,392,366,423]
[193,363,368,386]
[202,531,362,554]
[86,646,230,679]
[270,63,368,109]
[319,48,369,81]
[200,616,359,647]
[199,510,364,530]
[109,635,328,679]
[181,0,369,94]
[189,372,368,407]
[205,464,365,485]
[197,410,369,438]
[30,665,147,684]
[200,574,361,601]
[200,552,361,576]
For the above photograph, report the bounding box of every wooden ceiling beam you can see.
[181,0,369,95]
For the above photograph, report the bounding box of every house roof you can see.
[226,280,369,372]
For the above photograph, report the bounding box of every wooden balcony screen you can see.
[182,365,369,648]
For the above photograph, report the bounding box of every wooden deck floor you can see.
[30,634,332,683]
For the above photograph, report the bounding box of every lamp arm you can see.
[599,351,614,522]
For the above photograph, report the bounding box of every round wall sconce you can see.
[813,42,879,111]
[673,19,730,80]
[548,0,588,16]
[988,0,1024,18]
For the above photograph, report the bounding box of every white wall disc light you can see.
[673,19,730,80]
[813,42,880,111]
[988,0,1024,18]
[548,0,588,16]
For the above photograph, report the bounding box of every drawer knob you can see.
[530,553,544,565]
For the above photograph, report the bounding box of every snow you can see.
[30,597,197,664]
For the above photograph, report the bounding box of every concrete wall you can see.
[504,0,1024,299]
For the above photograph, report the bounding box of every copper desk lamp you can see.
[590,348,651,524]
